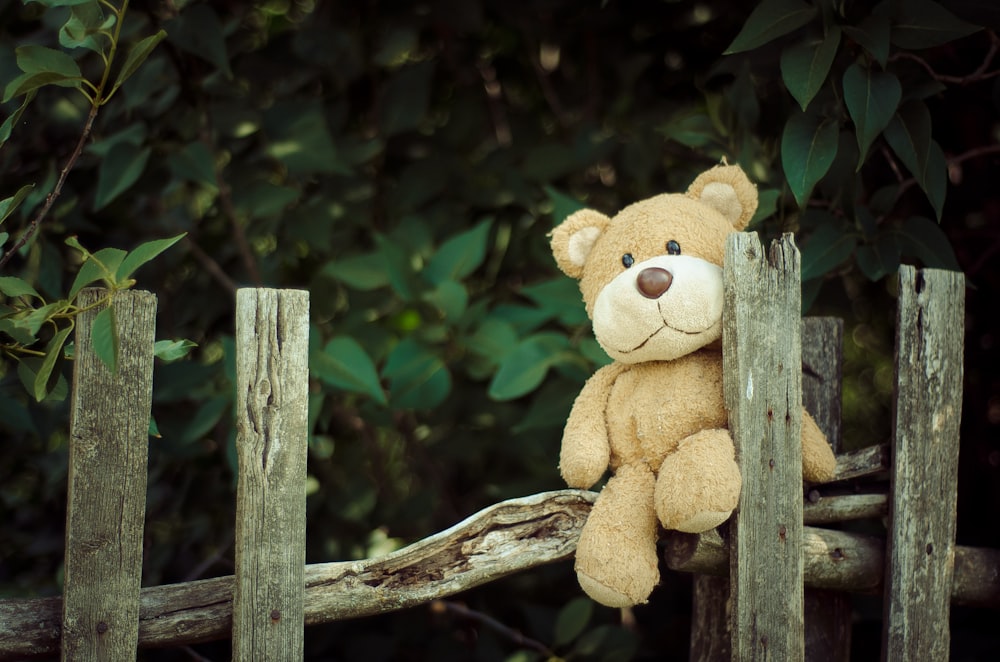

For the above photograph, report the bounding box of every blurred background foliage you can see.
[1,0,999,659]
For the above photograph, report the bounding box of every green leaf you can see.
[153,339,197,362]
[167,141,217,188]
[749,188,781,227]
[896,216,960,270]
[424,220,493,285]
[68,247,126,299]
[91,304,119,372]
[321,252,390,291]
[856,235,902,281]
[165,5,232,77]
[15,300,66,339]
[0,91,36,145]
[781,110,839,208]
[842,63,901,169]
[176,396,229,445]
[3,71,81,102]
[921,141,947,221]
[94,142,151,210]
[375,234,421,301]
[0,232,7,249]
[263,102,347,176]
[422,280,468,320]
[0,276,41,299]
[657,110,717,148]
[149,416,161,438]
[382,338,451,409]
[15,44,83,78]
[545,186,586,225]
[843,15,891,68]
[780,28,841,111]
[0,317,40,345]
[883,101,932,185]
[34,325,72,402]
[800,223,857,280]
[881,0,981,50]
[312,336,387,404]
[520,277,589,327]
[0,184,35,226]
[116,233,185,282]
[724,0,817,54]
[488,333,569,401]
[883,100,945,219]
[467,319,519,365]
[111,30,167,95]
[554,597,593,647]
[59,1,116,53]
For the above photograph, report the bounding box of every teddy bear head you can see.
[550,164,758,363]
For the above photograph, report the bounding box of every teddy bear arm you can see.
[559,364,621,488]
[801,409,837,483]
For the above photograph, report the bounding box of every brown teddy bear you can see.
[549,163,837,607]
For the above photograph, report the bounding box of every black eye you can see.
[622,253,634,268]
[666,240,681,255]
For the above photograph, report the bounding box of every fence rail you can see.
[0,233,990,660]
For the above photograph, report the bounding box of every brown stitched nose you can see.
[636,267,673,299]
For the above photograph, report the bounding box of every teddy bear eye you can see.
[622,253,635,268]
[666,240,681,255]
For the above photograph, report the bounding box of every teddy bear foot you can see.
[671,509,733,534]
[576,570,652,609]
[654,428,741,533]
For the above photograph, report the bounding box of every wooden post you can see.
[233,288,310,661]
[882,267,964,660]
[801,318,851,662]
[62,288,156,660]
[723,233,804,660]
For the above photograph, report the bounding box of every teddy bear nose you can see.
[636,267,673,299]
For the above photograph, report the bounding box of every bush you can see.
[2,1,998,659]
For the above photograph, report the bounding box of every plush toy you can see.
[549,163,837,608]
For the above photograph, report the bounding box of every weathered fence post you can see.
[723,233,804,660]
[233,288,310,661]
[801,317,851,662]
[882,266,964,660]
[62,288,156,660]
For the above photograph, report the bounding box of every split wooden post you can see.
[882,267,965,660]
[233,288,310,661]
[62,288,156,660]
[723,233,804,660]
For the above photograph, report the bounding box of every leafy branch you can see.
[0,1,184,401]
[0,0,166,270]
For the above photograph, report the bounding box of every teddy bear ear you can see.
[686,164,758,230]
[549,209,612,279]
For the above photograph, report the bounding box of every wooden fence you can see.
[1,232,997,660]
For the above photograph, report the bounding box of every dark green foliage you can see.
[1,0,999,659]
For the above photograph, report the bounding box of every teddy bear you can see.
[549,163,837,608]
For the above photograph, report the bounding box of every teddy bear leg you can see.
[654,428,741,533]
[574,463,659,607]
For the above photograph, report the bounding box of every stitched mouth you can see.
[618,319,713,354]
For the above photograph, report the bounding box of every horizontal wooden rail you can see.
[0,490,595,659]
[665,527,1000,608]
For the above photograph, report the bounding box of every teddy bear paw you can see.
[576,566,655,608]
[670,509,734,534]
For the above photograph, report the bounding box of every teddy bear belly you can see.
[605,352,728,472]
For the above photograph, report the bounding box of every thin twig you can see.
[0,104,99,271]
[183,236,237,294]
[890,30,1000,86]
[217,180,262,286]
[431,600,558,657]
